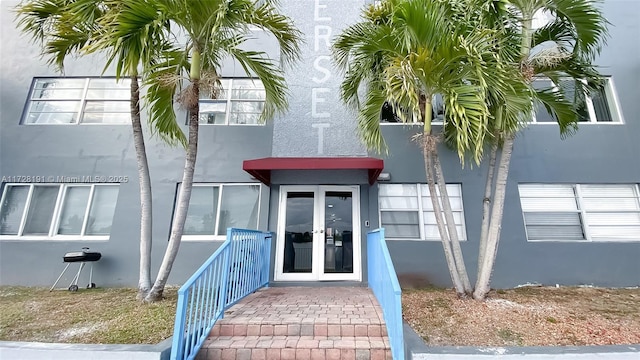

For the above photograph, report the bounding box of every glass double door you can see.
[275,186,361,281]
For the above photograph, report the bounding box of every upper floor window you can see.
[23,78,131,125]
[518,184,640,241]
[181,183,262,240]
[0,183,119,240]
[532,77,622,123]
[198,79,265,125]
[380,94,445,125]
[378,183,466,241]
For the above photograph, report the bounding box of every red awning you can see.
[243,157,384,185]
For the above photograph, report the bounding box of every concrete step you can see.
[197,335,392,360]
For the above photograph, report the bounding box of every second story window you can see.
[199,79,265,125]
[532,77,623,123]
[23,78,131,125]
[380,94,445,125]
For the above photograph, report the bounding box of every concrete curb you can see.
[404,322,640,359]
[0,337,172,360]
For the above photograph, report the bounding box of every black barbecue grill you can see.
[50,247,102,292]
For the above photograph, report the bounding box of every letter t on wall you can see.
[312,123,330,155]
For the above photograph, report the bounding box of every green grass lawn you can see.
[0,286,177,344]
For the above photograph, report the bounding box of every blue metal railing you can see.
[368,228,404,360]
[171,228,272,360]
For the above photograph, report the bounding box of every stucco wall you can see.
[1,0,638,288]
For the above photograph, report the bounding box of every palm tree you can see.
[333,0,530,297]
[103,0,301,302]
[13,0,175,299]
[473,0,609,299]
[15,0,300,302]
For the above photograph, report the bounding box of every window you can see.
[0,184,119,239]
[380,94,445,125]
[182,184,261,240]
[519,184,640,241]
[531,77,622,123]
[198,79,265,125]
[378,184,466,240]
[23,78,131,125]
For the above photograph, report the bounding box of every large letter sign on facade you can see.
[272,0,367,157]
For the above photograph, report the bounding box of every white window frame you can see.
[519,183,640,242]
[198,78,266,126]
[0,183,119,241]
[22,77,131,125]
[378,183,467,241]
[530,77,624,124]
[180,183,263,241]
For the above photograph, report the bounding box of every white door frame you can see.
[274,185,361,282]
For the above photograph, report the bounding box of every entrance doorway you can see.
[274,185,361,281]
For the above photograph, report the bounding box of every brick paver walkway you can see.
[198,287,392,360]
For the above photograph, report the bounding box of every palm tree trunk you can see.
[146,78,200,302]
[433,153,471,294]
[474,12,533,300]
[420,97,465,295]
[423,141,464,296]
[473,134,514,300]
[521,18,533,60]
[477,141,497,277]
[131,75,153,300]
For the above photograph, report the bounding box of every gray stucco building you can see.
[1,0,638,289]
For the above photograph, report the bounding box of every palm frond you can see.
[333,20,396,109]
[45,27,92,70]
[246,0,302,66]
[66,0,103,25]
[228,48,288,121]
[357,85,388,154]
[534,87,579,137]
[14,0,68,45]
[383,56,422,124]
[533,17,575,52]
[547,0,609,59]
[443,84,490,166]
[92,0,170,78]
[14,0,100,71]
[144,51,187,147]
[535,54,604,91]
[333,22,380,71]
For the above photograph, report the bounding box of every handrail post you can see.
[219,228,233,316]
[263,233,273,287]
[170,289,188,360]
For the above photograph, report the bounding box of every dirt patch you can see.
[56,323,106,342]
[403,286,640,346]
